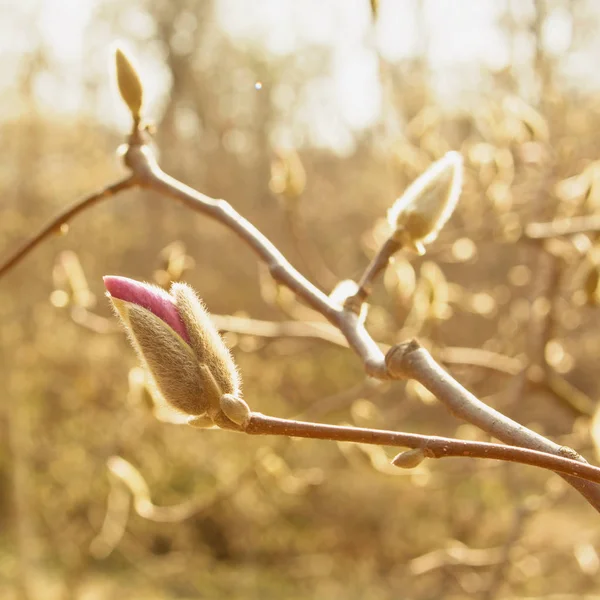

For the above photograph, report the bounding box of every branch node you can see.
[558,445,586,463]
[385,339,423,379]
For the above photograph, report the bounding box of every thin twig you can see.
[344,235,402,311]
[244,413,600,484]
[0,176,136,278]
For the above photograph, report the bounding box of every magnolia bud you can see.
[219,394,251,427]
[114,47,144,121]
[171,283,241,402]
[104,276,244,424]
[391,448,426,469]
[120,298,207,416]
[388,151,463,255]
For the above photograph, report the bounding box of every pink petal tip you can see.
[103,275,190,343]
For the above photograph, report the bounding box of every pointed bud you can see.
[114,46,144,121]
[171,283,241,404]
[388,151,463,254]
[104,276,243,423]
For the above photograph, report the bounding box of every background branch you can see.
[526,215,600,239]
[0,177,136,278]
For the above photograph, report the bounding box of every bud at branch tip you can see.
[113,45,144,122]
[388,151,463,255]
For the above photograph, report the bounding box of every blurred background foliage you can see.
[3,0,600,598]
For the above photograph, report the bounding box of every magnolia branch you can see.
[124,137,600,510]
[385,340,600,508]
[3,107,600,510]
[125,140,388,377]
[344,235,402,311]
[0,177,136,278]
[94,413,600,540]
[245,413,600,484]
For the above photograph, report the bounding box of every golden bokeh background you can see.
[3,1,600,598]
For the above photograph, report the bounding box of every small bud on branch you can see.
[114,46,144,122]
[388,151,463,254]
[104,276,244,428]
[392,448,427,469]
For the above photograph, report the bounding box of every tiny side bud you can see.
[392,448,426,469]
[220,394,251,428]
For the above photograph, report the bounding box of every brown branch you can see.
[4,128,600,511]
[244,413,600,485]
[120,138,600,510]
[0,176,136,278]
[124,142,388,377]
[385,340,600,510]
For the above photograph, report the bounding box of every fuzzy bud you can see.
[388,151,463,255]
[104,276,244,425]
[219,394,251,427]
[114,46,144,121]
[391,448,426,469]
[171,284,241,404]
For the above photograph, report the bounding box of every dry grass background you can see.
[3,1,600,598]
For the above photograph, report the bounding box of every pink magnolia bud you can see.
[104,276,243,426]
[104,276,190,342]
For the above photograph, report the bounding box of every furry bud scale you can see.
[104,276,244,424]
